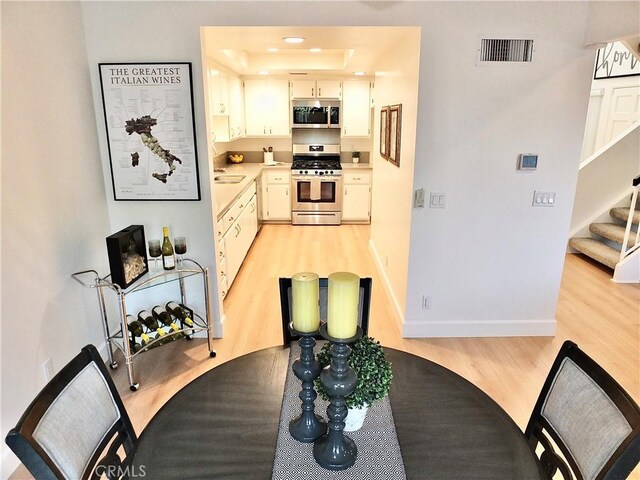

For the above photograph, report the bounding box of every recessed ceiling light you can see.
[258,70,270,75]
[309,48,322,53]
[283,37,305,44]
[353,71,366,76]
[267,48,279,53]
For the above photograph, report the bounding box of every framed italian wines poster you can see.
[99,62,201,200]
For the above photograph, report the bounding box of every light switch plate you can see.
[532,190,556,207]
[429,193,446,208]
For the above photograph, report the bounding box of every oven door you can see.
[292,176,342,212]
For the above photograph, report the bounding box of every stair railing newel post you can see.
[313,324,362,471]
[620,176,640,262]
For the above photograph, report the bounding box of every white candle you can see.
[327,272,360,339]
[292,272,320,333]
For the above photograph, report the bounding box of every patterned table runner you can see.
[271,342,407,479]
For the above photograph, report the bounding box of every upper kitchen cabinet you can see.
[342,80,372,137]
[244,79,290,137]
[291,80,342,99]
[207,62,245,142]
[227,75,245,140]
[208,64,229,115]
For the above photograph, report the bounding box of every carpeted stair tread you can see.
[569,238,619,269]
[590,223,637,247]
[610,207,640,225]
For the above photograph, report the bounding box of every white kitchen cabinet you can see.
[290,80,342,99]
[342,171,371,222]
[342,80,372,137]
[208,65,229,116]
[244,79,290,136]
[228,75,245,140]
[208,62,245,142]
[262,171,291,221]
[219,183,258,289]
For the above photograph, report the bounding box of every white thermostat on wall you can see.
[517,153,538,170]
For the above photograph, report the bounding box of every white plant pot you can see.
[352,156,360,164]
[344,405,369,432]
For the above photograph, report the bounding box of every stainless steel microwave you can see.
[292,100,340,129]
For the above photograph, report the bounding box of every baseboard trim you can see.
[2,447,20,480]
[402,318,557,338]
[368,239,405,332]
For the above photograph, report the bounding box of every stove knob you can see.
[330,170,333,174]
[304,170,308,174]
[319,171,324,175]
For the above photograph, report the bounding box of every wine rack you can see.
[72,258,216,391]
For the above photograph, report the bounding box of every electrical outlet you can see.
[42,359,54,382]
[422,295,432,310]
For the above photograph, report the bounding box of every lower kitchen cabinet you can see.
[262,171,291,221]
[342,171,371,222]
[216,183,258,297]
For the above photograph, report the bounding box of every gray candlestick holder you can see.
[313,323,362,471]
[288,322,327,443]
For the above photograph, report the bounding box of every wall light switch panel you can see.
[532,190,556,207]
[429,192,446,208]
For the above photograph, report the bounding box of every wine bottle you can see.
[127,314,152,347]
[165,301,194,328]
[137,310,167,341]
[129,340,142,353]
[152,305,182,337]
[161,226,175,270]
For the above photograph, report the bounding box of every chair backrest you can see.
[5,345,137,480]
[279,277,372,346]
[524,340,640,480]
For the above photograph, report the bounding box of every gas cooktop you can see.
[292,143,342,176]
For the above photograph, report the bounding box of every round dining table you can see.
[126,347,543,479]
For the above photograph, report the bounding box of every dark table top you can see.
[128,347,542,479]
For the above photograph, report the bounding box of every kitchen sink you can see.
[214,175,246,184]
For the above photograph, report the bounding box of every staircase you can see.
[569,185,640,273]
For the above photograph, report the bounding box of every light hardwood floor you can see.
[10,224,640,479]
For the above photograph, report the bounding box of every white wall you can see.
[1,3,110,476]
[80,2,222,337]
[369,30,421,328]
[404,2,596,336]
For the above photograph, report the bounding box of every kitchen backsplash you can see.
[213,148,369,168]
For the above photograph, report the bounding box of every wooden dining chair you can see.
[524,340,640,480]
[279,277,372,346]
[5,345,137,480]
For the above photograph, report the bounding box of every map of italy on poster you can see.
[100,63,201,200]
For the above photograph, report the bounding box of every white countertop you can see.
[213,163,289,220]
[341,163,372,170]
[213,162,372,220]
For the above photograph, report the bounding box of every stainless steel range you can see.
[291,143,343,225]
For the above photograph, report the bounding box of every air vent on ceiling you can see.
[290,72,309,75]
[477,38,534,64]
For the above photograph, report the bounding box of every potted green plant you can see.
[315,336,392,431]
[351,151,360,164]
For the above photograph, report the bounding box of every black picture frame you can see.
[98,62,201,201]
[106,225,148,288]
